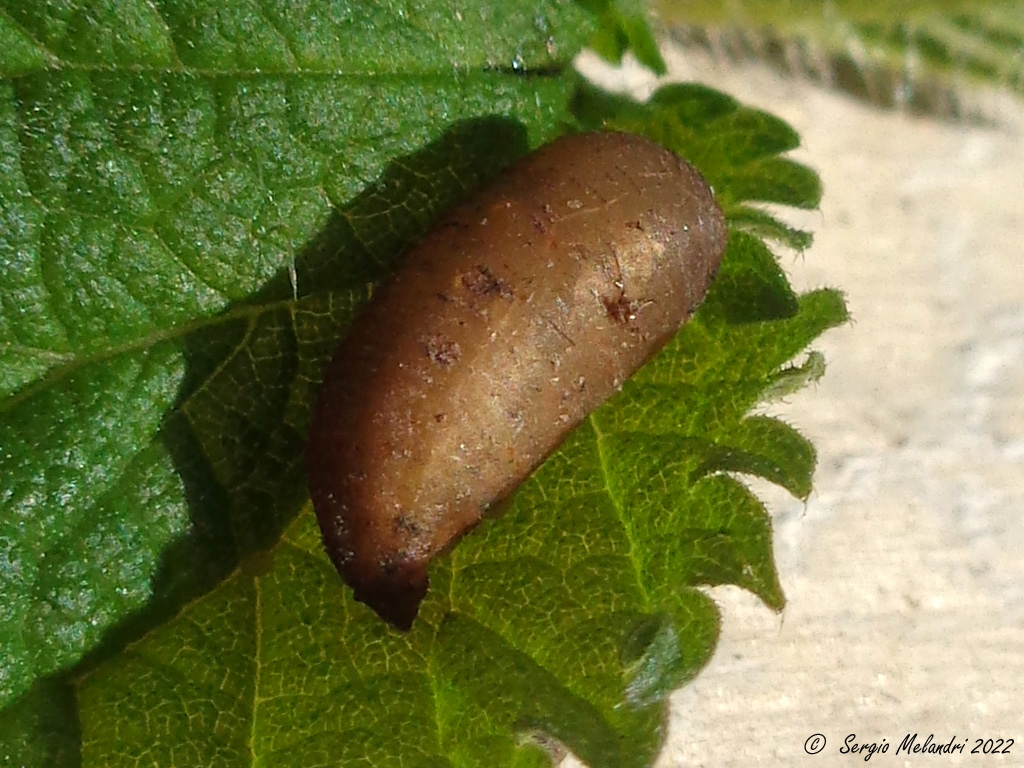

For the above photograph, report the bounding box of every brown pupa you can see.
[306,131,728,630]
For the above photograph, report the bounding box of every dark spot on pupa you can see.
[460,264,513,298]
[603,294,641,325]
[394,515,424,535]
[423,333,461,366]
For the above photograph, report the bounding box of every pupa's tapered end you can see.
[348,561,429,632]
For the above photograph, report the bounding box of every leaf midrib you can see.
[0,291,329,413]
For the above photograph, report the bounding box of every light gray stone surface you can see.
[573,41,1024,767]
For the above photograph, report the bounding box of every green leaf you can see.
[0,1,847,765]
[584,0,668,75]
[0,0,595,713]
